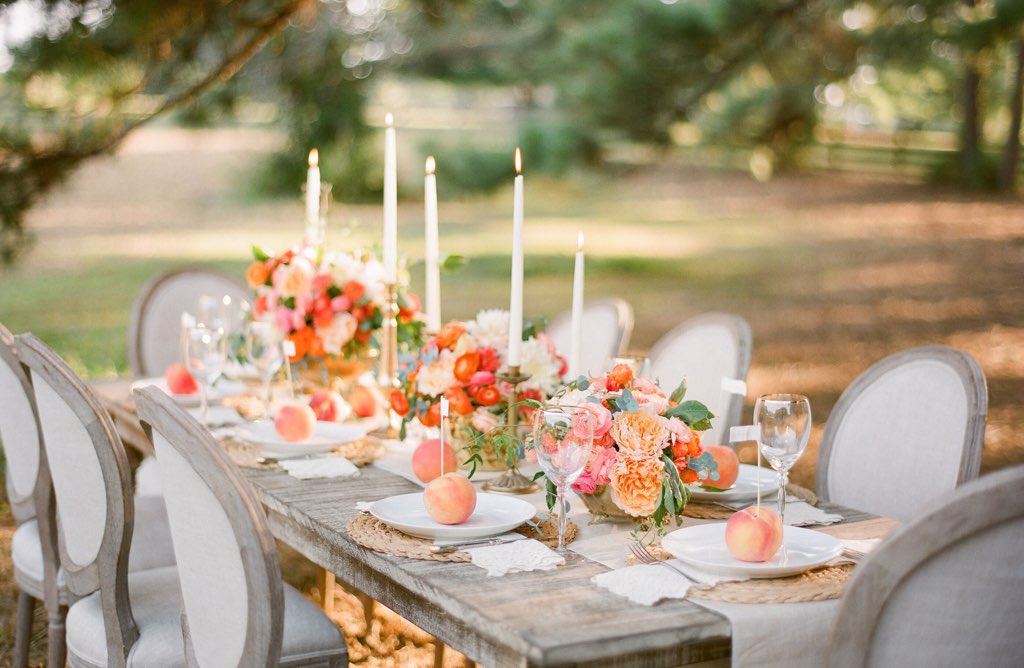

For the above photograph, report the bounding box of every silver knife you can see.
[429,536,522,554]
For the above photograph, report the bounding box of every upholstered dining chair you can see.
[128,266,249,378]
[647,312,753,447]
[0,325,64,667]
[15,333,179,668]
[547,297,634,377]
[829,464,1024,666]
[134,385,348,666]
[816,345,987,522]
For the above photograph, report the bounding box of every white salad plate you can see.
[688,463,780,503]
[661,523,843,578]
[235,421,365,459]
[369,492,536,540]
[131,377,248,408]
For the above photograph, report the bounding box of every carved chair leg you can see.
[13,591,35,668]
[353,590,375,632]
[47,604,68,668]
[320,567,335,614]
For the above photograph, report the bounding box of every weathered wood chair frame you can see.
[829,464,1024,666]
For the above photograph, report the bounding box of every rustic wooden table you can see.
[242,464,735,668]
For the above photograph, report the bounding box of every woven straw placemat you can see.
[219,435,385,470]
[347,513,577,562]
[688,563,854,603]
[683,483,819,520]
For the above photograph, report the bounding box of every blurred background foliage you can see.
[1,0,1022,263]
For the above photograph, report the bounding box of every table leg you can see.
[320,568,335,614]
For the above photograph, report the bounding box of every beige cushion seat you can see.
[66,566,346,668]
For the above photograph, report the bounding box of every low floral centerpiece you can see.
[247,244,424,387]
[551,364,718,537]
[390,309,567,472]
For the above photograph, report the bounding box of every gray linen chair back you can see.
[0,324,43,523]
[829,464,1024,667]
[647,312,752,446]
[134,386,284,666]
[548,297,634,377]
[128,266,249,377]
[816,345,986,522]
[15,333,140,662]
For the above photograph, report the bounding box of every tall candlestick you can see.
[383,113,398,283]
[507,148,524,367]
[424,156,441,332]
[305,148,320,228]
[570,231,584,378]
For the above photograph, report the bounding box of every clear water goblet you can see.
[245,321,284,420]
[184,325,227,426]
[754,393,811,524]
[531,405,595,561]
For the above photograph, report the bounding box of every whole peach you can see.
[412,438,458,483]
[423,473,477,525]
[702,445,740,491]
[165,363,199,395]
[347,385,378,418]
[725,505,783,562]
[309,389,350,422]
[274,403,317,442]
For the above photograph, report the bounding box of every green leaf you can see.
[545,479,557,511]
[669,378,687,404]
[252,244,271,262]
[615,388,640,412]
[689,418,713,432]
[665,400,714,426]
[441,254,468,272]
[664,483,677,514]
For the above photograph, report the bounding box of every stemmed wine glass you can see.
[184,325,227,426]
[531,405,594,561]
[754,394,811,524]
[245,321,284,420]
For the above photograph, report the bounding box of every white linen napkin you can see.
[465,539,563,576]
[280,456,359,480]
[782,501,843,527]
[592,560,747,606]
[355,501,375,512]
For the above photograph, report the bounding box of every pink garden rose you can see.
[581,401,613,439]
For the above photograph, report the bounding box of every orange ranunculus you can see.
[390,390,410,417]
[453,351,480,382]
[307,334,325,358]
[609,363,634,387]
[287,328,314,363]
[610,411,669,458]
[343,280,365,304]
[246,261,271,288]
[419,402,441,427]
[687,430,702,458]
[445,387,474,415]
[399,292,420,322]
[609,456,665,517]
[677,466,700,484]
[475,385,501,407]
[435,322,466,350]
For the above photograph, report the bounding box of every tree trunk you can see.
[958,0,983,187]
[998,39,1024,192]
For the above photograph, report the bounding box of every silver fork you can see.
[628,542,699,584]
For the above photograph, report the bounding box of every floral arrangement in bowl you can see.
[390,309,567,472]
[551,364,718,536]
[246,245,424,366]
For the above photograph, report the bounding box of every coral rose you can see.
[610,410,669,458]
[246,261,271,288]
[609,456,665,517]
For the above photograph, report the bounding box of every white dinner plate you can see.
[369,492,536,540]
[688,464,780,503]
[661,523,843,578]
[236,421,365,459]
[131,377,247,408]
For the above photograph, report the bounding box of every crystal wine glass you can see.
[532,405,594,561]
[754,394,811,524]
[244,321,284,420]
[184,325,227,426]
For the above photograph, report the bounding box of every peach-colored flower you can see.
[274,258,314,297]
[610,410,668,458]
[609,456,665,517]
[317,313,358,355]
[246,261,270,288]
[633,381,668,414]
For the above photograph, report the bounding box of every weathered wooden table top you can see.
[242,465,734,668]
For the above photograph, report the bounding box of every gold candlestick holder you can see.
[375,282,400,438]
[482,365,539,495]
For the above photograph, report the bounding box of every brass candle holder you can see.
[482,365,539,495]
[376,282,400,438]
